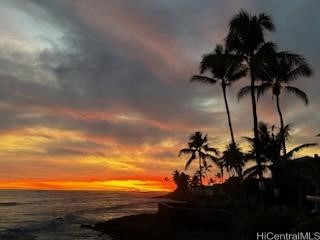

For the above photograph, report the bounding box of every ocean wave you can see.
[0,213,89,240]
[0,202,151,237]
[0,191,160,239]
[0,227,36,240]
[75,200,157,215]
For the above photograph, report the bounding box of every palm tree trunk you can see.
[250,64,266,209]
[222,85,236,145]
[271,167,282,210]
[249,67,262,179]
[237,166,243,180]
[199,154,203,186]
[276,94,287,157]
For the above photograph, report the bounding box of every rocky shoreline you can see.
[88,213,228,240]
[83,205,320,240]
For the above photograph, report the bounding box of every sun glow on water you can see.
[0,179,174,192]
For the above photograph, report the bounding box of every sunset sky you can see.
[0,0,319,191]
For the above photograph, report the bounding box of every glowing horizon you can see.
[0,179,174,192]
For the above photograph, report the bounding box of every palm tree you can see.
[202,160,213,176]
[244,122,317,179]
[172,170,190,193]
[172,170,180,186]
[221,142,246,179]
[244,122,317,208]
[191,44,247,145]
[214,158,225,180]
[252,51,312,156]
[179,131,219,185]
[227,10,276,182]
[190,174,201,188]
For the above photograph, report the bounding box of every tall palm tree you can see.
[179,131,219,185]
[227,10,276,182]
[252,52,312,156]
[191,44,247,145]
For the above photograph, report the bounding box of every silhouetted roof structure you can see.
[290,155,319,164]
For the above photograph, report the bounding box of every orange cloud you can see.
[15,104,199,133]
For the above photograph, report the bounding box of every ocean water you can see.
[0,190,164,240]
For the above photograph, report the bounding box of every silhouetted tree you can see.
[172,170,180,186]
[191,44,247,145]
[179,132,219,185]
[215,158,225,180]
[252,51,312,156]
[227,10,276,185]
[190,174,201,188]
[244,122,316,178]
[202,160,213,176]
[194,169,205,184]
[172,170,190,193]
[221,142,246,179]
[244,122,316,208]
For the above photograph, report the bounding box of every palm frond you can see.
[285,86,309,105]
[190,75,218,84]
[185,152,196,170]
[258,13,275,31]
[277,51,308,67]
[286,143,317,159]
[228,68,248,82]
[243,164,269,179]
[242,136,254,144]
[279,124,291,141]
[256,82,272,99]
[243,152,256,162]
[204,154,219,164]
[203,145,219,155]
[238,86,252,100]
[178,148,193,157]
[200,53,221,74]
[215,44,224,54]
[243,166,258,179]
[254,42,277,64]
[285,65,313,81]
